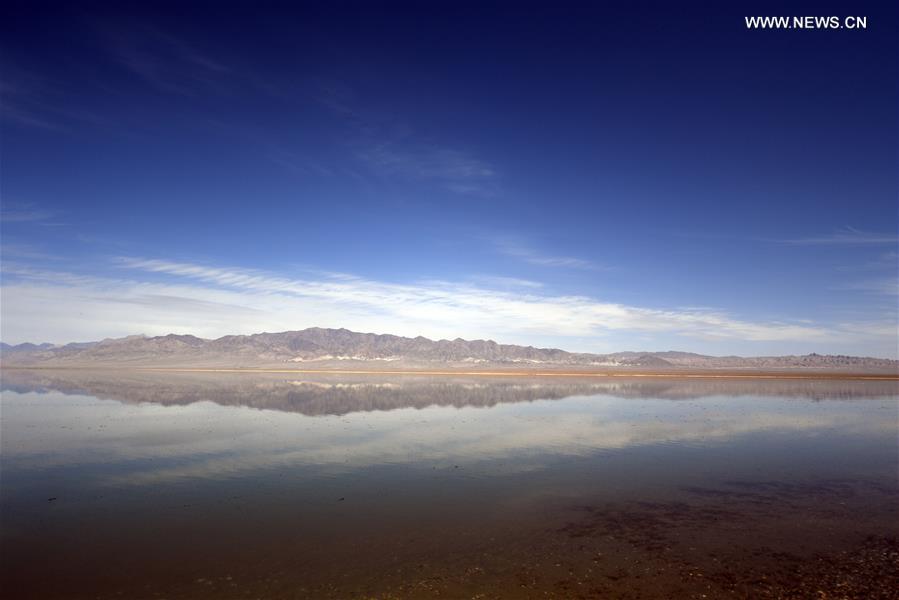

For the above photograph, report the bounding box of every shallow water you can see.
[1,370,897,599]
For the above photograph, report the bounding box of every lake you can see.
[1,370,897,599]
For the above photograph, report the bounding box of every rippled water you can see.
[1,370,897,598]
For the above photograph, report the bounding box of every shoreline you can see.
[2,366,897,381]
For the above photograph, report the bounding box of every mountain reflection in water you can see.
[2,368,896,415]
[1,370,897,599]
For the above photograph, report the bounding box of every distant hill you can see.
[1,327,897,372]
[0,342,56,353]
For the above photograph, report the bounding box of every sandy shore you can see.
[4,366,896,381]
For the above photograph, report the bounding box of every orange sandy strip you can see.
[125,368,899,381]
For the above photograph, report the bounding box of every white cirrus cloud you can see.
[781,227,899,246]
[836,277,899,296]
[355,141,497,196]
[0,258,829,341]
[493,238,604,270]
[0,203,57,223]
[1,256,895,356]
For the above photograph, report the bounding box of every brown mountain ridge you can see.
[2,327,897,373]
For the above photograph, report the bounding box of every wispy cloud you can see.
[0,75,63,131]
[314,82,361,119]
[836,251,899,272]
[356,142,497,196]
[268,150,334,177]
[836,277,899,296]
[469,275,544,289]
[0,243,63,261]
[1,62,117,132]
[314,81,498,196]
[781,227,899,246]
[100,24,230,96]
[494,238,603,270]
[0,209,54,223]
[0,104,61,131]
[831,250,899,296]
[0,256,851,347]
[0,203,59,224]
[67,258,848,340]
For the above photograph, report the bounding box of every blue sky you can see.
[1,2,897,357]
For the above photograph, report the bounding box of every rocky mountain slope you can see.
[1,327,897,372]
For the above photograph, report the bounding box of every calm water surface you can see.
[1,371,897,599]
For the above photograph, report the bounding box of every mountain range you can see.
[1,327,897,372]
